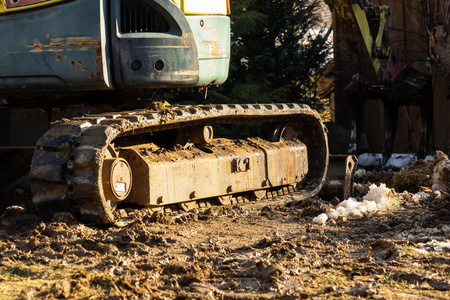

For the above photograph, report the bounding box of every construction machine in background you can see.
[326,0,433,166]
[0,0,328,223]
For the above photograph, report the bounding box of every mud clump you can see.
[392,151,448,192]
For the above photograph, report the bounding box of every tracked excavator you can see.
[0,0,328,224]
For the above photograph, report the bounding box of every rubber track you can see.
[30,103,328,224]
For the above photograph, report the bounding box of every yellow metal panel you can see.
[351,4,380,73]
[172,0,181,8]
[181,0,228,15]
[0,0,65,14]
[351,4,372,56]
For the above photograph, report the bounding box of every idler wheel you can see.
[267,122,301,142]
[102,158,132,201]
[182,125,214,144]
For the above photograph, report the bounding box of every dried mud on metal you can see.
[1,157,450,299]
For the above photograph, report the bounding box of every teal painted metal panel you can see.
[187,15,230,86]
[0,0,110,92]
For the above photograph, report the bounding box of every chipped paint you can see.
[27,37,101,53]
[200,40,230,58]
[88,71,103,79]
[95,46,102,66]
[172,70,199,76]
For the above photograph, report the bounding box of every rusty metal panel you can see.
[123,138,308,207]
[0,0,109,92]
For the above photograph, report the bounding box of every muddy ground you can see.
[1,159,450,299]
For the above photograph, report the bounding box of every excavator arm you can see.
[327,0,433,165]
[326,0,390,84]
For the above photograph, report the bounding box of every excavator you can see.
[0,0,329,224]
[326,0,433,165]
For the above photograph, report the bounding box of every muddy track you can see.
[30,103,328,224]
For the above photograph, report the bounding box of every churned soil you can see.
[0,182,449,299]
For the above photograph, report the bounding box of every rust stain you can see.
[77,60,83,65]
[51,36,101,47]
[45,34,49,39]
[180,33,194,48]
[200,41,229,58]
[88,71,103,79]
[65,41,100,47]
[95,46,102,66]
[81,67,88,71]
[56,54,62,61]
[27,37,101,52]
[70,60,75,67]
[29,42,43,52]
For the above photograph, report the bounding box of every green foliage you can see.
[153,0,332,113]
[225,0,332,106]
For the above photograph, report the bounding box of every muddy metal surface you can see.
[1,172,450,299]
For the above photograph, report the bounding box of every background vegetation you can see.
[157,0,331,114]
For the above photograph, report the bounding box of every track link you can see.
[30,103,328,224]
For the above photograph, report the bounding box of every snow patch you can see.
[314,184,398,224]
[312,213,328,225]
[418,240,450,253]
[358,153,433,169]
[412,191,429,203]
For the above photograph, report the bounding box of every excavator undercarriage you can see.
[31,103,328,224]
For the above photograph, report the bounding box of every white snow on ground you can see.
[314,183,450,253]
[312,213,328,225]
[313,183,398,224]
[313,183,398,225]
[358,153,433,169]
[412,191,429,203]
[395,225,450,253]
[403,240,450,255]
[418,240,450,253]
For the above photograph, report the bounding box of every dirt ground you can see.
[1,159,450,299]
